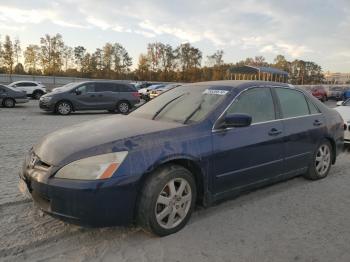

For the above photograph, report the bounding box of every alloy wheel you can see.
[57,102,71,115]
[155,178,192,229]
[118,102,129,114]
[315,144,331,176]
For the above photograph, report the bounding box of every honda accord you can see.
[19,81,344,236]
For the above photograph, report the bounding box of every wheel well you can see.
[33,89,44,94]
[325,137,336,164]
[141,159,205,205]
[55,100,74,111]
[117,100,131,107]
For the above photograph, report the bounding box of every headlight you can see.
[55,151,128,180]
[40,96,52,102]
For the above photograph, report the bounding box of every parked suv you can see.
[0,85,29,108]
[39,81,140,115]
[8,81,46,99]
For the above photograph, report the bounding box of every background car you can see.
[311,86,328,102]
[328,86,344,100]
[8,81,46,99]
[149,83,183,99]
[39,81,140,115]
[343,89,350,100]
[138,84,166,101]
[21,81,343,236]
[335,98,350,145]
[0,84,29,108]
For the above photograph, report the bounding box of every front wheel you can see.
[304,140,332,180]
[137,165,196,236]
[56,101,72,115]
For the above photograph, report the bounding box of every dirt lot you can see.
[1,100,350,262]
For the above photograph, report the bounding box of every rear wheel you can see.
[3,98,15,108]
[137,165,196,236]
[56,101,72,115]
[33,90,44,100]
[304,140,332,180]
[117,101,130,114]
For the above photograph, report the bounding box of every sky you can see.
[0,0,349,72]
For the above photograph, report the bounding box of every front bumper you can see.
[39,100,55,111]
[19,168,138,227]
[344,123,350,144]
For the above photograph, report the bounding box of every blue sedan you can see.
[20,81,344,236]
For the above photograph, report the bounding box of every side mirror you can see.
[75,90,82,95]
[222,113,252,128]
[336,101,344,106]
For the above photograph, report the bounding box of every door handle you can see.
[268,128,282,136]
[313,120,322,126]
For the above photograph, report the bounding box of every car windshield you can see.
[131,85,229,124]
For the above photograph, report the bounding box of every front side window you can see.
[226,88,275,124]
[75,83,95,94]
[276,88,309,118]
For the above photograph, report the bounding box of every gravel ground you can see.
[1,100,350,262]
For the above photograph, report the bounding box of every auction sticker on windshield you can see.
[203,89,229,95]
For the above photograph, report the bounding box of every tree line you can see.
[0,34,324,84]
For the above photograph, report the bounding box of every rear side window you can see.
[227,87,275,124]
[95,83,115,92]
[117,84,137,92]
[17,82,37,87]
[276,88,309,118]
[306,98,320,114]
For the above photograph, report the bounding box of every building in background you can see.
[324,71,350,84]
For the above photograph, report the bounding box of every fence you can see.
[0,74,132,91]
[0,74,349,92]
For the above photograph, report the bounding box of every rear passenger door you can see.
[274,88,325,173]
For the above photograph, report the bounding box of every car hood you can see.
[335,106,350,121]
[33,115,183,166]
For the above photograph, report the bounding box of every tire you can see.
[321,96,326,102]
[55,101,72,115]
[117,101,130,114]
[3,98,15,108]
[137,165,197,236]
[33,90,44,100]
[304,140,332,180]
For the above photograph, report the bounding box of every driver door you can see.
[72,83,97,110]
[210,87,285,194]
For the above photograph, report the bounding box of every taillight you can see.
[132,92,140,98]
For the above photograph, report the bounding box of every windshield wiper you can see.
[152,94,185,120]
[183,99,204,124]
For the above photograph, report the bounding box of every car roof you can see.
[183,80,291,92]
[11,80,39,84]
